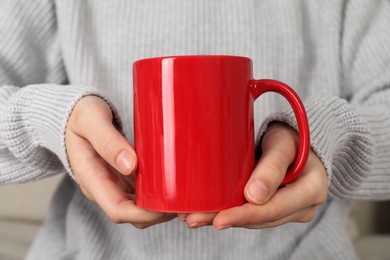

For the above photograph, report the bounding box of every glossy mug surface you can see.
[133,55,310,212]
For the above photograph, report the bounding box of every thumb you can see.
[245,123,298,204]
[91,122,138,176]
[68,96,138,176]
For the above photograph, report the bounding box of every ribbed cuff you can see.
[2,84,121,179]
[257,97,374,198]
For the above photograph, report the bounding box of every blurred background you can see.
[1,175,389,260]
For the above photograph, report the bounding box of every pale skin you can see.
[65,95,328,230]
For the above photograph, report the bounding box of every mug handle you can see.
[250,79,310,186]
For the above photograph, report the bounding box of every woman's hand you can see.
[65,96,176,228]
[180,123,328,229]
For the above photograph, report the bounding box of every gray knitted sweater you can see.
[1,1,390,259]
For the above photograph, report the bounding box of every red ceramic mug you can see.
[133,55,310,212]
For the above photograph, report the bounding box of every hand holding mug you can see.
[181,122,328,229]
[65,96,175,228]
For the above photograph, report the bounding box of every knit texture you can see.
[1,0,390,259]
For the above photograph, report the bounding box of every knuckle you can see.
[95,133,112,151]
[306,182,327,206]
[304,182,325,206]
[106,209,124,224]
[298,208,317,223]
[79,186,93,201]
[313,190,328,206]
[85,194,94,201]
[132,223,151,229]
[95,134,117,158]
[261,159,286,181]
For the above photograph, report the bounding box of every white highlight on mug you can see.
[162,58,177,199]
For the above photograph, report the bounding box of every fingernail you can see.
[214,225,231,230]
[116,150,135,174]
[188,222,208,229]
[247,179,269,204]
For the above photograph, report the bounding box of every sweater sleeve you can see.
[0,85,112,183]
[0,1,114,183]
[258,1,390,200]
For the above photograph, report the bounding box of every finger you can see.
[184,212,217,228]
[69,96,138,176]
[110,167,134,194]
[245,123,299,204]
[214,151,327,229]
[219,206,317,230]
[251,206,317,229]
[67,130,132,196]
[67,130,174,227]
[81,158,174,226]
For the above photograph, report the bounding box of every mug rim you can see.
[133,55,251,65]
